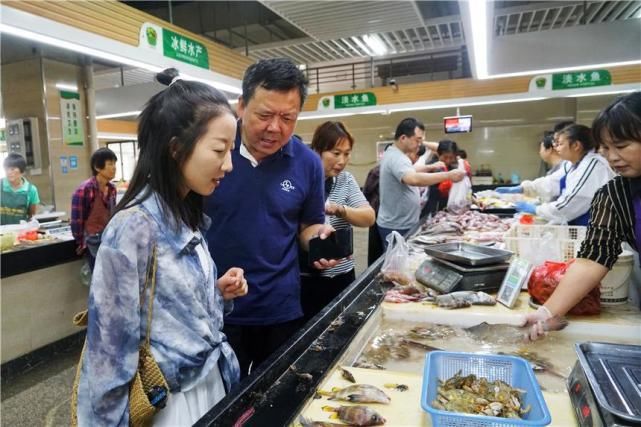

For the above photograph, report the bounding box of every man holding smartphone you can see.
[204,58,338,378]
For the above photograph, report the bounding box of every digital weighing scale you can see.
[568,342,641,427]
[415,257,509,293]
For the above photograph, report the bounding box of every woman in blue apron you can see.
[497,124,614,224]
[524,91,641,339]
[1,153,40,224]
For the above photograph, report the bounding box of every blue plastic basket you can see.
[421,351,551,427]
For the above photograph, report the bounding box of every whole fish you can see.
[465,317,568,344]
[435,291,496,309]
[322,405,386,426]
[320,384,391,404]
[299,416,348,427]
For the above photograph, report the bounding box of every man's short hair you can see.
[91,148,117,176]
[3,153,27,172]
[394,118,425,140]
[241,58,308,108]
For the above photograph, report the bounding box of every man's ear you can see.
[236,97,245,120]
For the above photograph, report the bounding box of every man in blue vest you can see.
[205,58,337,377]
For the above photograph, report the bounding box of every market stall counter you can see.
[195,210,640,426]
[196,263,640,426]
[1,228,86,366]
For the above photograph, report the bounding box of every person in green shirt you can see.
[1,153,40,224]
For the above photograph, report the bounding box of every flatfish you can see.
[465,318,567,344]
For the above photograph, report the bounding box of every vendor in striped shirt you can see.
[525,91,641,340]
[300,121,375,321]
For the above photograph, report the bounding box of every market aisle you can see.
[1,344,79,426]
[0,229,370,426]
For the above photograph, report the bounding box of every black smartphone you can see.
[308,228,353,265]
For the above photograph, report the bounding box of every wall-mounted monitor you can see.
[443,115,472,134]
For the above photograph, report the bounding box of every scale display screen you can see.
[497,257,532,308]
[415,259,462,293]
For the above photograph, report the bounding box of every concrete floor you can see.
[0,227,371,426]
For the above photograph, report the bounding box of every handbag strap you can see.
[139,244,158,348]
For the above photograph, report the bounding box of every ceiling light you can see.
[487,60,641,80]
[351,36,375,56]
[567,88,637,98]
[0,118,5,128]
[388,97,546,113]
[0,23,164,74]
[55,83,78,92]
[363,34,388,56]
[0,11,242,95]
[96,111,141,120]
[97,132,137,140]
[298,108,388,120]
[468,0,488,79]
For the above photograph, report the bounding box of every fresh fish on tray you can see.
[464,318,568,344]
[433,291,496,309]
[298,416,349,427]
[322,405,386,426]
[319,384,391,404]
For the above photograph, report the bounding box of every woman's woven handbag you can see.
[71,245,170,427]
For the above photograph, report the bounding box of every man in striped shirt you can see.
[525,91,641,340]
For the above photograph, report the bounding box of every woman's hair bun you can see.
[156,68,180,86]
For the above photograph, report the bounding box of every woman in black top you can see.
[525,91,641,340]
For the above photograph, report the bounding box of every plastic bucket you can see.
[601,250,634,305]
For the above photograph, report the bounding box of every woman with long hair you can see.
[75,68,247,425]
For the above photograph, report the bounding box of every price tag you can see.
[497,257,533,308]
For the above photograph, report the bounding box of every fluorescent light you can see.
[388,97,546,113]
[0,23,163,73]
[568,88,637,98]
[469,0,488,79]
[0,14,242,95]
[96,111,141,120]
[351,36,374,56]
[298,108,388,121]
[363,34,387,56]
[485,60,641,80]
[0,118,5,128]
[228,99,239,105]
[181,75,242,95]
[298,112,356,121]
[97,132,137,140]
[55,83,78,92]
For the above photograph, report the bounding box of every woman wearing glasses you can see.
[496,124,614,225]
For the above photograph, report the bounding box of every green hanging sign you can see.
[140,23,209,70]
[552,70,611,90]
[162,28,209,69]
[334,92,377,109]
[60,91,84,146]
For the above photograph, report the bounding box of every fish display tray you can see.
[421,351,551,427]
[575,342,641,423]
[424,242,513,266]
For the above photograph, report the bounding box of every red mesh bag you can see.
[528,260,601,315]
